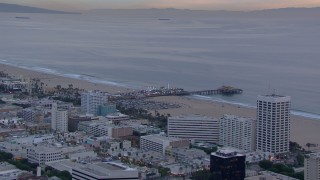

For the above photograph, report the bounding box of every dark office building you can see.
[210,150,246,180]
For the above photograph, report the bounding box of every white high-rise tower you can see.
[51,103,68,132]
[256,94,291,154]
[81,91,109,115]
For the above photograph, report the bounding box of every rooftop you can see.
[28,144,62,153]
[47,160,138,178]
[0,162,24,180]
[258,94,291,101]
[221,114,254,122]
[212,149,245,158]
[95,162,127,171]
[245,171,299,180]
[0,169,24,180]
[263,94,286,98]
[82,90,109,95]
[141,134,186,142]
[0,105,22,111]
[169,114,218,121]
[79,120,110,126]
[306,152,320,159]
[106,113,129,118]
[0,162,17,172]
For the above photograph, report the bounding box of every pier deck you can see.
[108,86,243,101]
[188,86,243,96]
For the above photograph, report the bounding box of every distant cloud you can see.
[2,0,320,11]
[141,0,320,10]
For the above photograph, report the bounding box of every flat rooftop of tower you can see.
[258,94,291,102]
[306,152,320,159]
[169,114,217,120]
[141,134,185,142]
[211,149,245,158]
[262,94,286,98]
[221,114,254,122]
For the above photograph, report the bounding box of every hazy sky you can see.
[2,0,320,11]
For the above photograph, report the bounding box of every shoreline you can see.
[149,95,320,150]
[0,63,130,94]
[1,63,320,149]
[191,95,320,121]
[2,61,320,120]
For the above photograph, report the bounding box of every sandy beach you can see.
[0,63,129,94]
[150,96,320,150]
[1,63,320,150]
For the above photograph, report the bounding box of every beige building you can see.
[305,153,320,180]
[78,120,132,138]
[27,145,63,166]
[51,103,68,132]
[140,135,189,154]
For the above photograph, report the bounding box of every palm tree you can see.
[40,82,44,91]
[179,166,183,175]
[56,85,61,91]
[191,165,194,173]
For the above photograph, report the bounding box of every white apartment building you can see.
[81,91,109,115]
[22,108,43,122]
[167,115,220,143]
[51,103,68,132]
[78,120,132,138]
[33,134,55,144]
[27,145,63,166]
[36,99,73,111]
[305,153,320,180]
[219,115,256,152]
[78,120,107,134]
[94,125,132,138]
[256,95,291,154]
[140,135,190,154]
[106,113,129,122]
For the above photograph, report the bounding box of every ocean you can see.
[0,11,319,119]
